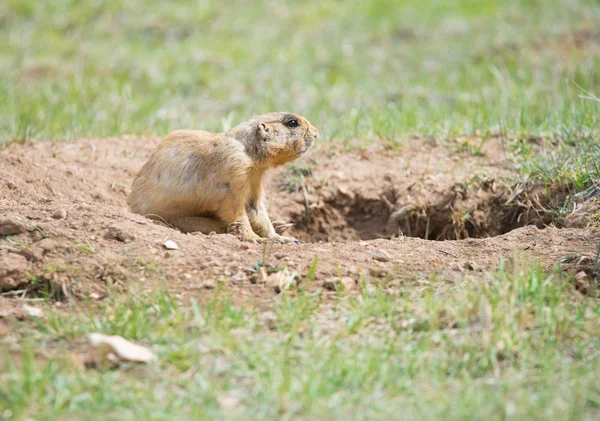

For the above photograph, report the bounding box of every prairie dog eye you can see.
[285,120,299,128]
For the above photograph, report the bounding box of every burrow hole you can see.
[285,183,570,243]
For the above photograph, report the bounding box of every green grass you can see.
[2,260,600,420]
[1,0,599,144]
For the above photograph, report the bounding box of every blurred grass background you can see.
[1,0,599,146]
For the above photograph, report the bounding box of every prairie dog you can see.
[127,112,319,243]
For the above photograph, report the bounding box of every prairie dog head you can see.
[226,112,319,167]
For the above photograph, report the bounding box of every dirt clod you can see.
[364,284,377,296]
[231,272,246,283]
[0,253,30,291]
[35,238,69,255]
[52,209,68,219]
[369,251,391,262]
[259,311,278,330]
[323,277,357,292]
[104,226,136,243]
[201,279,217,289]
[0,215,35,236]
[463,261,482,272]
[574,271,591,294]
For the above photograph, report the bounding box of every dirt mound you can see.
[271,137,580,242]
[0,136,598,304]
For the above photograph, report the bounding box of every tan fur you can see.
[128,112,319,243]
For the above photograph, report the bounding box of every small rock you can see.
[202,279,217,289]
[364,284,377,296]
[259,311,278,330]
[87,333,155,365]
[369,251,391,262]
[22,305,43,318]
[163,240,179,250]
[217,393,242,411]
[104,226,136,243]
[450,262,463,272]
[35,238,66,255]
[231,272,246,283]
[323,277,357,292]
[10,246,43,262]
[52,209,67,219]
[266,268,295,294]
[6,181,17,190]
[463,261,481,271]
[0,216,35,236]
[369,268,390,278]
[0,253,30,290]
[399,318,416,329]
[273,252,285,260]
[574,271,590,293]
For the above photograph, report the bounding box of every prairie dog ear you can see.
[258,123,273,142]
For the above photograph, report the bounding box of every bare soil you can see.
[1,135,598,312]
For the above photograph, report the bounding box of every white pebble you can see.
[163,240,179,250]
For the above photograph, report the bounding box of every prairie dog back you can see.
[128,130,252,218]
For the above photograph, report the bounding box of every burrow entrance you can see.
[283,180,572,243]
